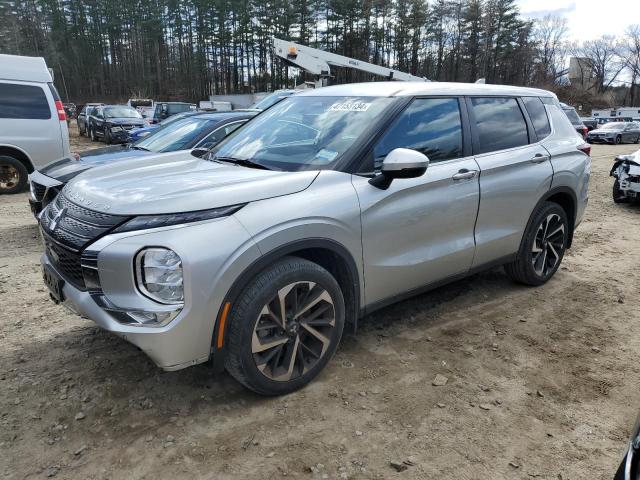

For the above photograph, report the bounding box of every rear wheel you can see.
[613,179,628,203]
[225,257,345,396]
[0,156,28,194]
[505,202,569,286]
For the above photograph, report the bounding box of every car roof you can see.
[0,54,52,83]
[294,81,556,98]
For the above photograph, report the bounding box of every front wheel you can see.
[0,156,28,194]
[615,135,622,145]
[89,127,96,141]
[505,202,569,286]
[105,129,111,145]
[224,257,345,396]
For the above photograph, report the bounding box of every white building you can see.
[592,107,640,119]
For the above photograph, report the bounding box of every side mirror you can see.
[369,148,429,190]
[191,147,209,158]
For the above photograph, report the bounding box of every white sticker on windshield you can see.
[314,149,338,164]
[329,101,371,112]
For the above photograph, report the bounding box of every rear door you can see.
[352,97,480,306]
[0,81,65,169]
[469,96,554,267]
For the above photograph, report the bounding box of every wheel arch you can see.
[0,145,35,173]
[211,238,361,371]
[531,186,577,249]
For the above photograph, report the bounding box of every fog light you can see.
[135,248,183,304]
[125,309,181,326]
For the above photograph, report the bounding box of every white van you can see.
[0,54,70,194]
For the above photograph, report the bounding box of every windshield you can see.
[211,96,395,171]
[601,123,624,130]
[252,92,294,110]
[105,107,141,119]
[135,117,215,152]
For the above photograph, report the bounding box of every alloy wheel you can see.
[251,281,336,382]
[531,213,565,277]
[0,165,19,191]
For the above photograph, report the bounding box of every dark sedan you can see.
[28,111,256,216]
[587,122,640,145]
[87,105,146,144]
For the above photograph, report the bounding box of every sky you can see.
[516,0,639,42]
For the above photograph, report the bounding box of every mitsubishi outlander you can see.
[38,82,590,395]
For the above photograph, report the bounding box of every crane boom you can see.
[273,38,427,85]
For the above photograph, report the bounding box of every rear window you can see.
[471,97,529,154]
[523,97,551,140]
[562,107,581,124]
[0,82,51,119]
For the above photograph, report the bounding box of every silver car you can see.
[587,121,640,145]
[38,82,590,395]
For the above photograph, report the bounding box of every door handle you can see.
[530,153,550,163]
[452,169,478,181]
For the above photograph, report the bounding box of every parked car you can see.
[581,117,597,131]
[87,105,146,144]
[560,102,588,139]
[63,103,77,119]
[76,103,103,136]
[587,122,640,145]
[150,101,196,123]
[249,89,297,111]
[37,82,590,395]
[0,54,70,194]
[611,149,640,203]
[29,111,255,215]
[127,110,204,142]
[614,412,639,480]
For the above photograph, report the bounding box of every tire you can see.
[613,179,628,203]
[89,127,96,142]
[225,256,345,396]
[0,155,28,194]
[615,135,622,145]
[105,129,111,145]
[78,123,84,136]
[504,201,569,286]
[635,135,639,144]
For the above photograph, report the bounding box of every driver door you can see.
[352,97,480,306]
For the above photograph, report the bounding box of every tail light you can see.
[55,100,66,121]
[578,143,591,156]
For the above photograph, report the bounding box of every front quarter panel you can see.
[234,170,364,305]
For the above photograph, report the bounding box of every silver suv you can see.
[38,83,590,395]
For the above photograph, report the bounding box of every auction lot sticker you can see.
[329,101,371,112]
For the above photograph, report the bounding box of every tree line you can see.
[0,0,638,108]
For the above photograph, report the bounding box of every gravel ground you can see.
[1,128,639,479]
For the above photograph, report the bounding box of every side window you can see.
[522,97,551,140]
[370,97,463,170]
[471,97,529,154]
[0,82,51,120]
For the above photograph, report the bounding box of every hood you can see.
[590,128,619,135]
[40,146,151,183]
[106,117,145,125]
[65,152,320,215]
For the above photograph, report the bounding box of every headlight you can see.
[111,126,123,132]
[135,248,183,304]
[113,204,244,233]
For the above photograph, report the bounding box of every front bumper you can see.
[587,135,614,144]
[40,216,261,371]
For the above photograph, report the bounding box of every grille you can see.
[40,192,130,290]
[31,182,46,201]
[42,233,86,289]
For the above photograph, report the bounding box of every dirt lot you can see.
[1,128,639,479]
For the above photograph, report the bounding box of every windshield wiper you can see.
[213,156,271,170]
[130,145,151,151]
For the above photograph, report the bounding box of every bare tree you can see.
[620,25,640,105]
[533,14,568,84]
[577,35,625,93]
